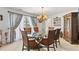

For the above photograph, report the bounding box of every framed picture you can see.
[53,17,61,26]
[0,15,3,21]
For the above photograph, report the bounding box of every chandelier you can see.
[37,7,48,23]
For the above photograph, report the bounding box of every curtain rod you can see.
[8,11,22,15]
[8,11,36,17]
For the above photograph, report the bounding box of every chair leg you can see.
[38,45,40,51]
[38,47,40,51]
[27,46,30,51]
[53,43,56,51]
[22,44,24,51]
[58,39,60,45]
[47,46,49,51]
[55,40,57,48]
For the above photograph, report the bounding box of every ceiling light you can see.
[37,7,47,23]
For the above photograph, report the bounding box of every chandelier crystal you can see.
[37,7,47,23]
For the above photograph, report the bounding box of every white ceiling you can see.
[17,7,78,16]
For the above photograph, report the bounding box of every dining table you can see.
[27,32,47,44]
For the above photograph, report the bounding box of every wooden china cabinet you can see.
[64,12,79,44]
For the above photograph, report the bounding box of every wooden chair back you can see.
[24,27,31,34]
[34,27,39,32]
[20,30,28,46]
[40,30,56,51]
[48,30,56,45]
[55,29,61,40]
[20,29,39,49]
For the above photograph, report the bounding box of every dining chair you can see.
[20,30,40,51]
[34,27,39,33]
[54,29,61,48]
[40,30,56,51]
[24,27,31,34]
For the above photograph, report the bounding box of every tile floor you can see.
[0,38,79,51]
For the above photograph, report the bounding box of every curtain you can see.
[31,17,38,33]
[9,12,23,43]
[14,14,23,29]
[31,17,37,27]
